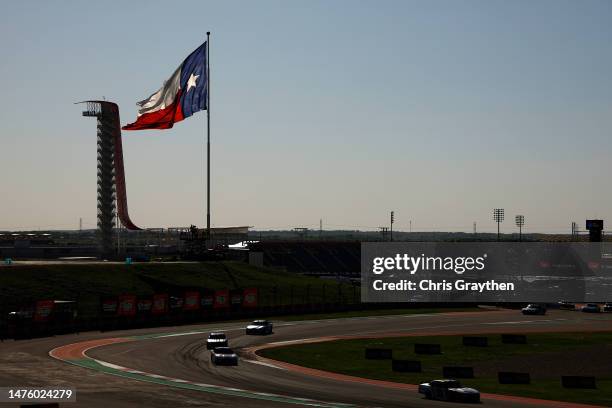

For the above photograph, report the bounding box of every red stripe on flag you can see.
[122,91,185,130]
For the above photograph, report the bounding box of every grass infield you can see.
[260,332,612,405]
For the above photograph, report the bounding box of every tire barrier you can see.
[561,376,596,389]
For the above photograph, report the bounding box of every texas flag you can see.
[123,42,207,130]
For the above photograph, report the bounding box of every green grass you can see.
[260,332,612,405]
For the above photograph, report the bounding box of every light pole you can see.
[515,215,525,241]
[379,227,389,241]
[493,208,504,241]
[390,211,394,242]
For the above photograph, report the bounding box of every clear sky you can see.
[1,0,611,233]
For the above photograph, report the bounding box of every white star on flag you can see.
[186,73,199,92]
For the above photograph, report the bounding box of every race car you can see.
[603,303,612,312]
[206,332,228,350]
[581,303,601,313]
[521,304,547,315]
[558,301,575,310]
[210,347,238,366]
[418,379,480,403]
[246,320,273,335]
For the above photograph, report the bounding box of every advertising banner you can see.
[201,292,214,308]
[33,300,54,322]
[362,242,612,303]
[230,290,242,306]
[152,294,168,315]
[117,294,137,316]
[213,289,229,309]
[169,296,184,311]
[101,298,118,314]
[184,291,201,311]
[242,288,258,308]
[137,298,153,313]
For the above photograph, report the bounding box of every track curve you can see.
[2,309,611,407]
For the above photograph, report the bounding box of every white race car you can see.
[246,320,273,335]
[206,332,228,350]
[521,304,546,315]
[210,347,238,366]
[418,379,480,403]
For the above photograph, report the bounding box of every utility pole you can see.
[390,211,394,242]
[79,217,82,233]
[473,222,476,235]
[319,218,322,239]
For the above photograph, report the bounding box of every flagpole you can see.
[206,32,211,241]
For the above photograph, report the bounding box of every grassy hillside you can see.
[0,261,358,317]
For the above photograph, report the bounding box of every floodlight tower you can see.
[390,211,395,242]
[515,215,525,241]
[493,208,504,241]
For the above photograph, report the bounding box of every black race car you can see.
[558,301,575,310]
[206,332,228,350]
[521,304,546,315]
[603,303,612,312]
[418,379,480,403]
[210,347,238,366]
[246,320,273,335]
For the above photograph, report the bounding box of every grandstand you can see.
[248,241,360,277]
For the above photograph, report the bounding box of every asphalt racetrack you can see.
[1,309,611,408]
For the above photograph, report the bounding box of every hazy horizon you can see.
[1,0,611,234]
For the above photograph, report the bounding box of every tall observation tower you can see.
[80,101,141,257]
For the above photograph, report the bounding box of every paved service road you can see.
[1,309,610,407]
